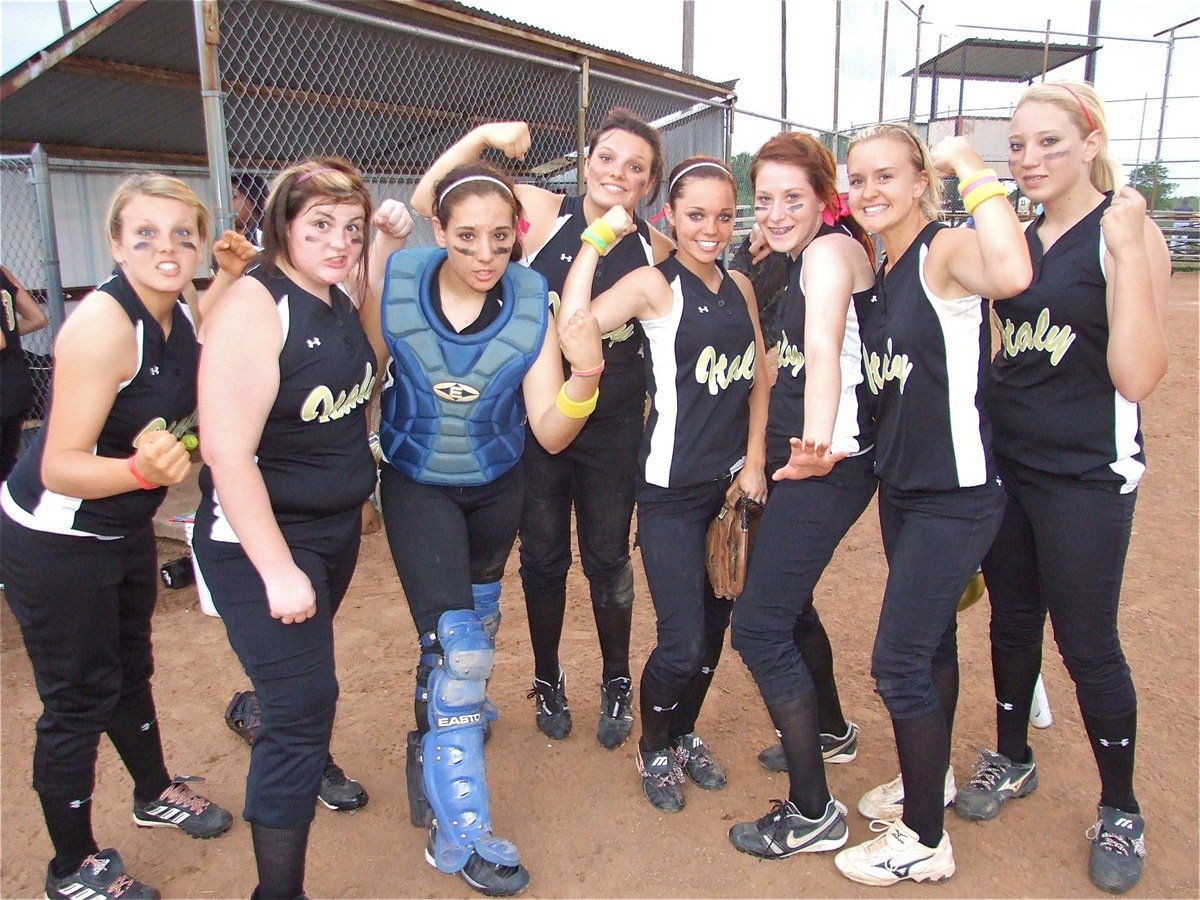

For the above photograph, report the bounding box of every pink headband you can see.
[1053,84,1097,132]
[295,167,340,184]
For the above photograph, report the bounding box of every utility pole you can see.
[908,4,923,127]
[1084,0,1101,83]
[878,0,890,122]
[780,0,787,128]
[682,0,695,74]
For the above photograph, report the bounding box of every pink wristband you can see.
[126,455,158,490]
[571,361,606,378]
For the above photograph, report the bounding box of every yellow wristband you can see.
[958,168,999,196]
[588,217,618,245]
[963,181,1008,215]
[580,229,609,255]
[555,383,598,419]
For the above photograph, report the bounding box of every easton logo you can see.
[434,381,481,403]
[437,713,482,728]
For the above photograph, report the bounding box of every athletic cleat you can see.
[637,747,685,812]
[953,748,1038,821]
[596,677,634,750]
[857,766,956,820]
[758,720,860,772]
[729,797,849,859]
[527,670,571,740]
[671,732,727,790]
[1087,806,1146,894]
[425,822,530,897]
[318,755,368,811]
[132,777,232,839]
[835,818,955,886]
[45,848,160,900]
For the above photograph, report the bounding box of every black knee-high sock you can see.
[765,692,829,819]
[638,682,676,752]
[525,582,566,684]
[893,710,949,847]
[1082,709,1139,814]
[993,646,1042,763]
[592,604,633,684]
[252,822,310,899]
[106,691,171,803]
[931,663,960,743]
[40,794,98,878]
[792,612,847,737]
[669,665,717,741]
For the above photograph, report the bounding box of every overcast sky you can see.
[3,0,1196,188]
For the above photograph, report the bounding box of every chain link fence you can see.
[1,155,54,431]
[214,0,731,242]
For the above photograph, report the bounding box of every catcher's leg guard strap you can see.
[473,583,502,724]
[472,582,502,640]
[422,609,506,874]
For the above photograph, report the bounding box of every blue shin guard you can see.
[422,609,521,876]
[473,583,502,724]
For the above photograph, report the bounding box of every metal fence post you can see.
[29,144,65,336]
[194,0,233,235]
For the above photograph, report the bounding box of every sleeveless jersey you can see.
[2,267,198,537]
[865,221,994,491]
[640,255,757,488]
[524,193,654,420]
[198,266,376,535]
[1,268,35,417]
[989,194,1144,493]
[378,248,547,486]
[767,223,876,465]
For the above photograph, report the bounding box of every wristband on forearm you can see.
[126,454,158,490]
[555,384,599,419]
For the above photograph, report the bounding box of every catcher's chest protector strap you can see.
[379,247,548,486]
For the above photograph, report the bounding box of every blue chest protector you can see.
[379,247,548,486]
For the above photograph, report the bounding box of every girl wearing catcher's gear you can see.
[363,163,603,898]
[410,110,672,749]
[953,82,1169,896]
[831,127,1031,887]
[192,158,380,899]
[2,174,243,900]
[558,158,769,814]
[726,132,877,860]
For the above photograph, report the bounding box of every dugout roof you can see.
[0,0,734,170]
[903,37,1100,84]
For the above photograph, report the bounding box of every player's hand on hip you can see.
[265,564,317,625]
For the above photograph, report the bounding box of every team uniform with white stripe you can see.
[1,266,198,818]
[517,193,655,693]
[192,265,376,829]
[636,253,757,736]
[732,223,879,707]
[863,220,1005,721]
[982,193,1142,727]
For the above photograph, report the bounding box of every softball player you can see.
[2,174,239,900]
[831,127,1031,887]
[409,111,673,749]
[558,158,769,813]
[955,81,1170,896]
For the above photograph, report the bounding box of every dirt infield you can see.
[2,273,1196,899]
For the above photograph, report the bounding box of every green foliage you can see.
[730,151,753,208]
[1127,163,1177,209]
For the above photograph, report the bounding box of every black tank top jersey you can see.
[524,193,655,419]
[1,267,35,416]
[2,267,198,537]
[640,255,757,488]
[767,223,876,466]
[198,266,376,528]
[865,221,994,492]
[989,195,1144,492]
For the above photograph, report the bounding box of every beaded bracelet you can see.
[580,217,619,256]
[570,360,606,378]
[126,455,158,490]
[555,384,599,419]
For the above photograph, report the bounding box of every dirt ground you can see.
[2,273,1197,899]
